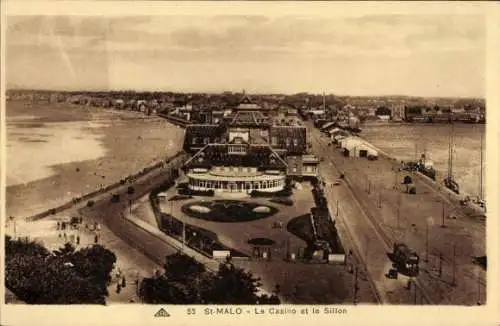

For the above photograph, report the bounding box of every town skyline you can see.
[6,12,485,98]
[5,87,486,101]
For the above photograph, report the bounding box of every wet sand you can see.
[6,101,185,218]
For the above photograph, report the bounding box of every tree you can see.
[202,262,262,304]
[53,242,76,257]
[138,253,281,304]
[375,106,391,116]
[163,251,205,283]
[5,236,115,305]
[70,244,117,287]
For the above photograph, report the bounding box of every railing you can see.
[26,151,187,221]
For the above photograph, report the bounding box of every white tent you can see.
[320,121,335,131]
[341,137,378,158]
[328,127,342,135]
[330,129,349,139]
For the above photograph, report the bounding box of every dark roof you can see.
[269,126,307,154]
[226,111,270,127]
[183,124,226,151]
[184,144,287,169]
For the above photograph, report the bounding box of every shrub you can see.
[269,198,294,206]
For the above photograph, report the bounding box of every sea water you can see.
[361,123,485,198]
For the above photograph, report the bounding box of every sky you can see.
[6,13,486,97]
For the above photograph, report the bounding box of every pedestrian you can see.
[56,221,60,230]
[94,234,98,244]
[85,223,88,230]
[122,276,126,288]
[63,232,67,240]
[76,235,80,245]
[58,232,62,238]
[116,282,121,294]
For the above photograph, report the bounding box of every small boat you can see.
[444,123,460,195]
[444,177,460,195]
[417,152,436,181]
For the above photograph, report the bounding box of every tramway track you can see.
[310,129,433,304]
[310,126,488,304]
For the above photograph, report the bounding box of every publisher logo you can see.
[154,308,170,317]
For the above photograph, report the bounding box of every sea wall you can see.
[157,113,189,127]
[27,151,188,221]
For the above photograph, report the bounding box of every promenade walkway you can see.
[124,196,221,272]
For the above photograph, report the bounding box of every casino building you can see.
[182,96,320,193]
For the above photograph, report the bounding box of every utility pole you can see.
[413,280,418,304]
[477,269,481,305]
[438,251,443,277]
[365,235,370,264]
[452,243,457,286]
[441,200,446,228]
[394,169,398,189]
[424,223,429,263]
[397,193,401,229]
[182,222,186,253]
[353,267,359,304]
[336,200,339,216]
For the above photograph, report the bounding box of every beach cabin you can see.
[320,121,336,132]
[157,192,169,202]
[334,134,346,146]
[329,128,348,139]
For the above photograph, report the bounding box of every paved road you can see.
[78,155,188,267]
[308,122,486,305]
[309,127,420,304]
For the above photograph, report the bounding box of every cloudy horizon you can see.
[6,14,486,98]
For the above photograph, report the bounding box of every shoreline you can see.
[6,102,186,218]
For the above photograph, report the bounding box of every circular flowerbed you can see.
[181,200,278,222]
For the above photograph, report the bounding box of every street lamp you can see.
[440,200,446,228]
[396,193,402,229]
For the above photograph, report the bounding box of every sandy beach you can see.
[6,100,185,218]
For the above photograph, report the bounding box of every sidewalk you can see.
[124,202,221,272]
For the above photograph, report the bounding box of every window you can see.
[204,137,210,144]
[293,138,298,146]
[192,137,198,145]
[271,137,278,146]
[292,167,297,173]
[285,138,290,146]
